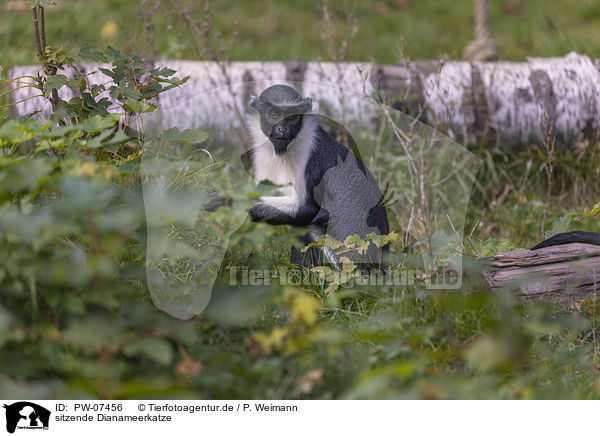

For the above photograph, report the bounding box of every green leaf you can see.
[464,334,513,372]
[49,100,71,122]
[123,338,173,366]
[149,67,177,77]
[123,100,142,113]
[104,47,130,61]
[103,130,130,146]
[109,81,142,101]
[157,76,189,91]
[77,44,108,63]
[63,318,122,353]
[163,128,209,144]
[0,119,42,143]
[84,128,114,149]
[44,74,80,97]
[90,84,105,97]
[79,114,121,133]
[0,305,12,330]
[98,67,117,81]
[124,100,157,114]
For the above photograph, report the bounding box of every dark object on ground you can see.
[481,232,600,299]
[531,231,600,250]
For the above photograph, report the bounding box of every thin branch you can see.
[40,6,47,50]
[446,214,467,254]
[0,85,39,99]
[0,94,45,108]
[32,7,43,57]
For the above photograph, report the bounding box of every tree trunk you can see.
[8,52,600,147]
[481,243,600,300]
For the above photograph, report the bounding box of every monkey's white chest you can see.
[248,114,316,217]
[252,145,307,216]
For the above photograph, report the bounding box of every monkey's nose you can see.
[273,125,288,137]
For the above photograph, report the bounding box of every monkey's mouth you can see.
[270,137,292,154]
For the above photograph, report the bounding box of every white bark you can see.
[7,52,600,147]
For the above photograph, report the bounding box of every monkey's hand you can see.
[249,200,294,225]
[204,189,233,212]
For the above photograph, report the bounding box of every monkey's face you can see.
[259,107,304,155]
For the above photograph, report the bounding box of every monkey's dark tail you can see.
[531,231,600,250]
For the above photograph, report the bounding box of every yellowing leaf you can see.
[253,327,289,353]
[70,162,117,181]
[289,294,322,326]
[71,162,96,178]
[101,20,119,39]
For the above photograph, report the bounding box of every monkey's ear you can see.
[249,95,258,111]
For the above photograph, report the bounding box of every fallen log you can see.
[481,243,600,300]
[6,52,600,148]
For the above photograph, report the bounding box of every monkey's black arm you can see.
[205,189,319,228]
[250,201,319,227]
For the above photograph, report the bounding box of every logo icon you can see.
[3,402,50,434]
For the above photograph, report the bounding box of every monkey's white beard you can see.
[247,114,317,216]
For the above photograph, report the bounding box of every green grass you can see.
[2,0,600,73]
[2,0,600,400]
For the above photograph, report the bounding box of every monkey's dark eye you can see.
[287,114,297,121]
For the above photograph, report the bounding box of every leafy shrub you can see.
[2,5,600,399]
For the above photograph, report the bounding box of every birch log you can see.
[481,243,600,300]
[7,52,600,147]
